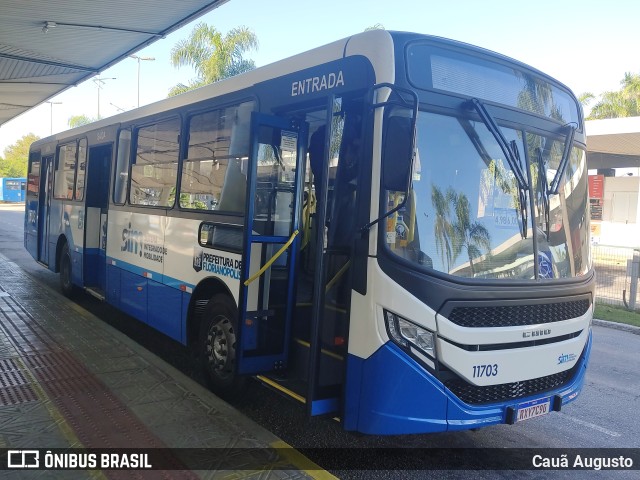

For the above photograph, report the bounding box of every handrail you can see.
[243,230,299,286]
[301,178,316,251]
[324,260,351,293]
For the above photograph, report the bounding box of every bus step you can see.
[85,287,105,301]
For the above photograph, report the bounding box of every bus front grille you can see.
[443,360,581,405]
[447,299,590,328]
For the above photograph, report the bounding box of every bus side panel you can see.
[106,263,121,309]
[147,280,183,342]
[107,210,165,282]
[164,217,242,306]
[107,209,184,342]
[120,269,147,323]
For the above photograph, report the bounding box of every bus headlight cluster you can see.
[384,310,435,359]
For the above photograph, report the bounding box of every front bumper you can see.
[343,329,592,434]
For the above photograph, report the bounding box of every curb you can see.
[593,318,640,336]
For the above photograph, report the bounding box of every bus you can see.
[1,177,26,202]
[24,30,593,434]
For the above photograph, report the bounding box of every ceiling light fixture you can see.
[42,21,57,34]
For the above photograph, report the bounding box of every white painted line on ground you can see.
[560,413,621,437]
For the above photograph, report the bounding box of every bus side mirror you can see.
[382,115,414,192]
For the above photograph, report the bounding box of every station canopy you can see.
[586,117,640,170]
[0,0,228,127]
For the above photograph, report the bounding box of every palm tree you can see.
[169,23,258,97]
[578,92,595,107]
[432,185,492,275]
[450,192,492,275]
[517,72,562,121]
[587,72,640,119]
[431,185,455,272]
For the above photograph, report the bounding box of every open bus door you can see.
[303,96,354,417]
[236,113,308,375]
[37,155,54,265]
[83,144,112,297]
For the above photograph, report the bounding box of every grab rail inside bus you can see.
[324,259,351,293]
[243,229,299,286]
[301,177,316,251]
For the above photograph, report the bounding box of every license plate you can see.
[516,397,550,422]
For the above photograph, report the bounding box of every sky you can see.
[2,0,639,155]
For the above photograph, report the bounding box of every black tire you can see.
[59,243,76,298]
[199,294,245,396]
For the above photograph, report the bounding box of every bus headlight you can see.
[384,310,436,359]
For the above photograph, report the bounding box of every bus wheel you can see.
[59,243,76,297]
[200,294,245,395]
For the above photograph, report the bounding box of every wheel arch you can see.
[186,277,237,349]
[54,234,69,273]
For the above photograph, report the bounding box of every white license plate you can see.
[516,397,550,422]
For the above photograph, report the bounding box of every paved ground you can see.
[0,229,332,479]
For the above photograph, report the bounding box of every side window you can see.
[113,129,132,205]
[131,118,181,207]
[75,138,87,201]
[181,101,254,213]
[28,152,41,198]
[54,142,77,199]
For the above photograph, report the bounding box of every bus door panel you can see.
[237,113,307,375]
[25,153,41,259]
[84,144,112,293]
[306,96,362,417]
[37,156,54,265]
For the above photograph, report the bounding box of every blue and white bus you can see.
[25,30,593,434]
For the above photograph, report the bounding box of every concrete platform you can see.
[0,251,331,479]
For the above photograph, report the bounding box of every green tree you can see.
[587,72,640,119]
[431,184,455,272]
[578,92,595,107]
[0,133,39,177]
[449,191,492,275]
[168,23,258,97]
[68,114,97,128]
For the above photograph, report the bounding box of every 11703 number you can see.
[472,364,498,378]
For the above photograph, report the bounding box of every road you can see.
[1,203,638,479]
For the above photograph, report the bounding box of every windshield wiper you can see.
[549,124,577,195]
[536,147,550,239]
[468,98,529,238]
[469,98,528,190]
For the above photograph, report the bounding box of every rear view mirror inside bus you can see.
[382,114,414,193]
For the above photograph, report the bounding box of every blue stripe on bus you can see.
[105,256,197,291]
[344,332,592,435]
[104,257,201,345]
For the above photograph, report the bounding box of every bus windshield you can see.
[385,110,590,280]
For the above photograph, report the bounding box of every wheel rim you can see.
[205,316,236,380]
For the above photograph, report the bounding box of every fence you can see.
[593,244,640,311]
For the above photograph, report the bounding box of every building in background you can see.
[586,117,640,247]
